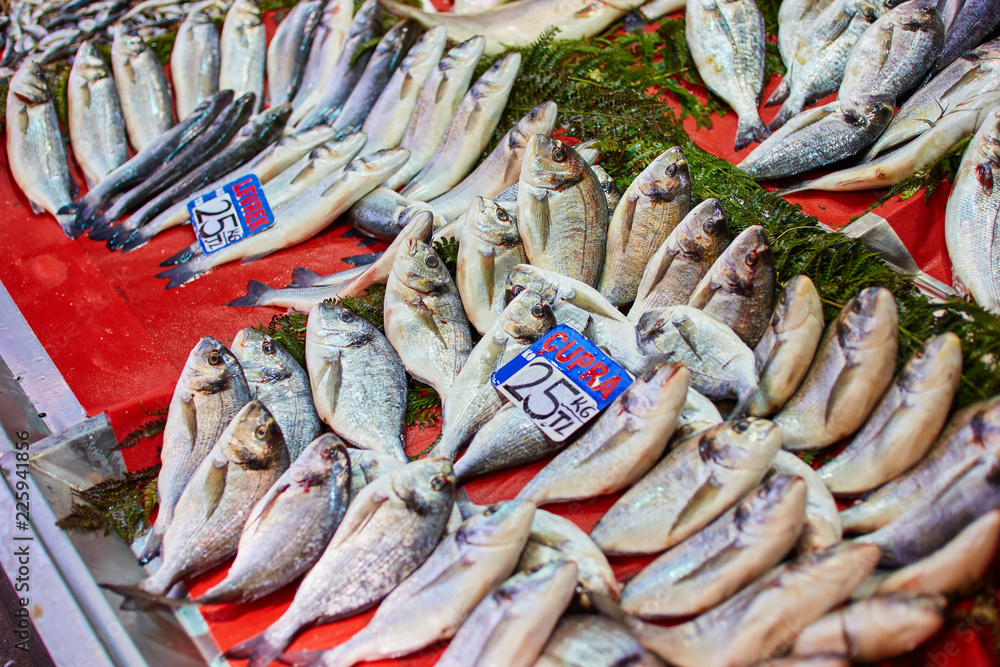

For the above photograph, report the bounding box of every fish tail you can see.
[277,649,327,667]
[104,219,143,250]
[155,248,209,289]
[733,115,770,152]
[137,529,163,566]
[224,634,284,667]
[99,582,186,610]
[55,209,85,239]
[767,102,799,132]
[290,266,323,286]
[119,225,158,252]
[227,280,276,308]
[159,242,201,268]
[765,77,790,107]
[87,217,120,241]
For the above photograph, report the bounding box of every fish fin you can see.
[585,590,627,619]
[730,387,756,419]
[413,297,447,344]
[824,363,858,427]
[687,277,718,309]
[672,474,723,536]
[156,262,209,290]
[278,649,326,667]
[765,77,790,107]
[27,198,44,215]
[243,482,291,535]
[99,582,190,610]
[119,225,157,252]
[399,70,419,100]
[159,242,201,267]
[675,540,743,584]
[674,315,704,362]
[136,530,163,566]
[291,266,323,286]
[616,195,638,250]
[734,115,770,152]
[203,462,229,522]
[522,190,550,252]
[224,635,283,667]
[241,250,277,265]
[767,103,797,132]
[55,210,85,239]
[482,254,497,310]
[227,280,275,307]
[104,218,143,250]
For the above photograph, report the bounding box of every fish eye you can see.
[703,220,714,233]
[320,445,334,458]
[666,163,678,176]
[483,505,498,516]
[512,284,525,296]
[262,340,275,355]
[531,304,545,317]
[208,349,222,365]
[255,423,269,440]
[745,252,758,267]
[430,474,451,491]
[496,207,509,222]
[734,419,750,433]
[551,145,566,163]
[340,310,354,322]
[852,299,863,313]
[426,255,440,269]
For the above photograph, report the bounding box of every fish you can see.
[591,164,621,218]
[347,449,407,500]
[675,387,725,440]
[516,134,609,287]
[155,148,410,288]
[231,328,322,461]
[933,0,1000,72]
[138,336,250,566]
[6,58,77,236]
[111,21,173,151]
[818,333,962,495]
[291,0,356,119]
[219,0,266,110]
[67,40,127,189]
[516,363,689,507]
[536,615,665,667]
[347,187,448,241]
[838,0,944,100]
[106,400,289,608]
[453,401,558,481]
[628,198,732,323]
[383,237,473,400]
[945,105,1000,313]
[742,93,896,180]
[774,286,898,450]
[770,450,843,552]
[429,289,556,460]
[687,224,776,347]
[188,435,351,605]
[686,0,769,150]
[280,500,536,667]
[222,458,456,667]
[625,543,883,667]
[840,395,1000,534]
[305,301,408,461]
[426,100,558,221]
[170,9,219,121]
[456,196,530,334]
[636,305,759,413]
[621,475,807,619]
[750,275,825,416]
[381,0,648,55]
[266,0,323,107]
[777,0,836,78]
[590,417,781,556]
[791,593,946,661]
[249,133,369,209]
[436,560,580,667]
[360,25,448,154]
[381,35,486,190]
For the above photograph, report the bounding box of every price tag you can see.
[188,174,275,255]
[492,324,634,442]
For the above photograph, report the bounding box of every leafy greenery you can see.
[57,465,160,543]
[113,409,168,452]
[406,380,441,429]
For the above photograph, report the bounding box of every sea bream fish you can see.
[219,0,266,110]
[67,40,127,188]
[170,9,219,120]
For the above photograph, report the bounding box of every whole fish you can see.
[281,500,536,667]
[384,237,473,400]
[360,26,448,154]
[686,0,769,150]
[770,450,843,552]
[517,134,609,287]
[628,198,732,322]
[189,435,351,605]
[791,593,946,661]
[516,363,689,507]
[266,0,322,107]
[838,0,944,100]
[430,290,556,460]
[6,58,77,236]
[155,148,410,288]
[933,0,1000,72]
[637,305,759,413]
[453,401,558,481]
[590,418,781,555]
[818,333,962,494]
[305,301,408,460]
[621,475,807,619]
[381,35,485,190]
[292,0,355,120]
[219,0,266,109]
[688,224,775,346]
[138,336,250,566]
[536,615,665,667]
[774,287,898,450]
[223,458,456,667]
[625,543,882,667]
[111,22,173,151]
[742,94,895,180]
[841,396,1000,534]
[170,9,219,120]
[67,40,127,189]
[231,328,322,461]
[426,100,558,221]
[750,275,825,416]
[599,147,692,305]
[436,561,579,667]
[106,400,288,608]
[457,196,530,334]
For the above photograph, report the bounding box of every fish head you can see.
[306,300,378,349]
[393,238,451,293]
[10,58,49,106]
[184,336,245,394]
[73,40,109,81]
[401,26,447,74]
[592,165,621,212]
[347,0,381,39]
[896,0,943,27]
[112,22,147,58]
[232,0,263,26]
[508,560,580,603]
[897,332,962,393]
[770,275,821,334]
[836,286,898,350]
[620,363,689,417]
[231,328,297,385]
[224,400,289,471]
[719,225,773,293]
[840,93,896,135]
[474,51,521,98]
[398,208,436,239]
[520,135,590,191]
[637,147,691,205]
[392,458,457,515]
[735,474,808,539]
[276,124,340,155]
[457,499,536,547]
[345,147,411,184]
[504,264,558,307]
[439,35,486,72]
[289,433,350,490]
[508,101,559,161]
[257,103,294,136]
[674,198,731,257]
[375,20,419,68]
[699,418,782,471]
[498,289,557,343]
[469,196,519,246]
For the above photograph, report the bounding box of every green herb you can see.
[56,465,160,543]
[113,410,168,452]
[433,236,460,283]
[340,284,387,333]
[255,310,309,369]
[406,380,442,429]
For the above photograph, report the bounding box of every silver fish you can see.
[253,133,369,208]
[536,615,665,667]
[111,21,173,151]
[933,0,1000,72]
[219,0,266,110]
[453,401,557,482]
[292,0,355,121]
[68,40,127,189]
[818,333,962,495]
[306,301,408,461]
[516,364,689,507]
[770,450,843,553]
[266,0,323,107]
[778,0,836,75]
[223,458,456,667]
[774,287,898,450]
[621,475,807,619]
[347,187,448,241]
[686,0,769,150]
[590,417,781,556]
[170,9,219,120]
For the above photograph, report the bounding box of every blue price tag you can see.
[492,324,634,442]
[188,174,275,255]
